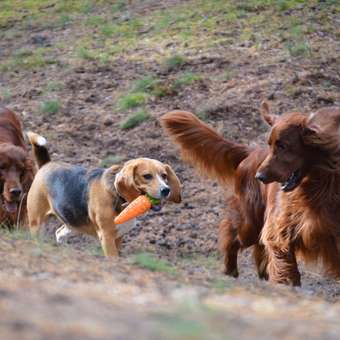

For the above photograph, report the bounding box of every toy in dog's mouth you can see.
[147,195,162,212]
[281,169,303,192]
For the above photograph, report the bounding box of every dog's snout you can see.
[160,187,170,198]
[255,172,267,183]
[9,188,22,197]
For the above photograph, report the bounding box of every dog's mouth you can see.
[144,194,163,212]
[2,198,18,214]
[150,198,163,212]
[281,169,303,192]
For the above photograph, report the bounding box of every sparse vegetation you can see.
[132,76,157,93]
[287,40,311,57]
[132,252,176,275]
[0,1,339,338]
[0,48,54,71]
[0,88,12,100]
[174,72,202,88]
[111,1,126,14]
[46,81,64,92]
[164,55,186,71]
[0,227,29,240]
[118,92,147,110]
[40,100,61,114]
[99,154,125,168]
[119,110,150,130]
[77,47,96,60]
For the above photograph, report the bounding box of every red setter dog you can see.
[161,105,340,286]
[0,107,34,227]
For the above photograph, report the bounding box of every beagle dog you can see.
[26,132,181,256]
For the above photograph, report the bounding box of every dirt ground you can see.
[0,0,340,339]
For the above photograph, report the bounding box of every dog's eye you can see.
[161,173,167,180]
[143,174,153,180]
[275,141,286,151]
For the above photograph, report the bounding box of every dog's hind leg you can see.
[27,175,51,238]
[219,216,240,277]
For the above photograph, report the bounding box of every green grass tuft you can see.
[132,252,176,275]
[77,47,95,60]
[46,81,64,92]
[174,72,202,88]
[0,48,54,71]
[40,100,60,114]
[132,76,156,93]
[112,1,126,14]
[164,55,186,71]
[118,92,147,110]
[287,40,311,57]
[101,23,116,37]
[99,154,125,168]
[119,110,150,130]
[0,227,29,240]
[58,14,72,26]
[1,88,12,100]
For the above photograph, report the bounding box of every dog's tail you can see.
[161,111,250,184]
[27,132,50,168]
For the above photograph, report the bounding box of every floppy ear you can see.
[260,101,278,126]
[165,165,181,203]
[114,163,141,202]
[302,122,321,145]
[22,157,34,192]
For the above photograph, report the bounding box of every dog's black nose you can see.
[255,172,267,183]
[10,188,22,197]
[161,187,170,198]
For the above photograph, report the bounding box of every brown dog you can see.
[0,107,34,227]
[257,105,340,285]
[27,132,181,256]
[162,105,340,285]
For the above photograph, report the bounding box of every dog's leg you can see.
[96,216,118,257]
[28,215,46,239]
[266,245,301,286]
[253,243,268,280]
[219,217,240,277]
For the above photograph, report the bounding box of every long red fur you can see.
[162,107,340,286]
[0,107,34,226]
[161,111,250,185]
[161,110,269,279]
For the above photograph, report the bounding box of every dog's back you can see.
[45,164,94,226]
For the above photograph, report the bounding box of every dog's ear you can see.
[114,163,141,202]
[22,157,34,192]
[260,101,278,126]
[165,165,181,203]
[302,120,322,145]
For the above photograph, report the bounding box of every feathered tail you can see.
[161,111,250,184]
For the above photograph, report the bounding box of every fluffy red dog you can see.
[0,107,34,227]
[162,104,340,286]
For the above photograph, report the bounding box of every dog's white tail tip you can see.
[36,136,47,146]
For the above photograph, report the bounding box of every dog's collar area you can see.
[112,195,126,214]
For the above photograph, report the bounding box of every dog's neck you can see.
[100,168,126,213]
[300,169,340,211]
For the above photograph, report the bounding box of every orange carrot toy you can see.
[114,195,160,225]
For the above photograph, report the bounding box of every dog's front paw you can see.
[55,224,73,244]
